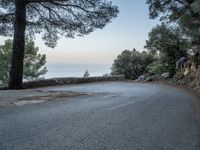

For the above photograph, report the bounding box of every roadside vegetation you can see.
[111,49,155,79]
[0,40,47,86]
[112,0,200,83]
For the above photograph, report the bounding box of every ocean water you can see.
[44,64,112,79]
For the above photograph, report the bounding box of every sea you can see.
[44,64,112,79]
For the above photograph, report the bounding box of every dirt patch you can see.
[11,92,86,106]
[17,92,85,101]
[0,90,89,107]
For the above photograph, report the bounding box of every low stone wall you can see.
[22,75,125,89]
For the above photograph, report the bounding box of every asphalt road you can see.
[0,82,200,150]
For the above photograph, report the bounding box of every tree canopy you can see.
[146,0,200,44]
[111,49,155,79]
[83,69,90,77]
[145,23,189,75]
[0,0,119,47]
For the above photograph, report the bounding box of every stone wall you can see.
[22,75,125,89]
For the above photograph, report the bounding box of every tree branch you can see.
[27,0,66,3]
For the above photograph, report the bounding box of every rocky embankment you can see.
[170,67,200,96]
[135,67,200,96]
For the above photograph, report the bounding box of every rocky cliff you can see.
[171,67,200,96]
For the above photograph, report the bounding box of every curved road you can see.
[0,82,200,150]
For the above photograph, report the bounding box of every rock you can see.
[135,73,154,82]
[176,57,187,70]
[135,75,146,82]
[145,75,161,82]
[161,72,170,79]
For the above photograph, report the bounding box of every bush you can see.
[111,49,155,79]
[147,62,167,75]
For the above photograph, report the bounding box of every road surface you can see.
[0,82,200,150]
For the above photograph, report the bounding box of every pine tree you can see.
[83,69,90,77]
[0,40,47,86]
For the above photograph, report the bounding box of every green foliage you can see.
[111,49,155,79]
[147,62,167,75]
[146,0,200,47]
[0,40,47,86]
[23,41,47,80]
[0,39,12,85]
[83,69,90,77]
[145,23,189,75]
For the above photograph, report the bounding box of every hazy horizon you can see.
[45,64,111,78]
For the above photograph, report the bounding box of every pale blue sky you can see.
[0,0,158,67]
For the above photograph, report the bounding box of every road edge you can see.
[132,80,200,127]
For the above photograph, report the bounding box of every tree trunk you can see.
[8,1,26,89]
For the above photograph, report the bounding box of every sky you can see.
[0,0,159,76]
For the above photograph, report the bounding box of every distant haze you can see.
[45,64,111,78]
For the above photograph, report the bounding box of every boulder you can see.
[135,73,154,82]
[135,75,146,82]
[161,72,170,79]
[145,75,161,82]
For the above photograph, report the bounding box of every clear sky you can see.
[0,0,158,67]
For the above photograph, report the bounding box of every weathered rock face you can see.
[176,57,187,70]
[145,75,162,82]
[135,73,153,82]
[161,72,170,79]
[135,73,168,82]
[171,66,200,95]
